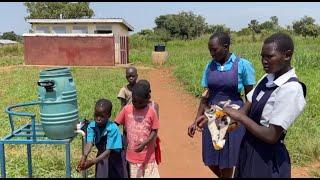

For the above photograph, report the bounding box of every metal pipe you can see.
[74,130,85,137]
[74,122,86,137]
[5,101,40,117]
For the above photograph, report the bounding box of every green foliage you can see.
[260,21,274,31]
[248,19,261,34]
[236,27,252,36]
[260,16,280,31]
[1,14,320,177]
[270,16,279,27]
[302,24,320,38]
[0,44,23,66]
[239,16,281,36]
[292,16,320,38]
[136,29,172,42]
[154,11,207,40]
[24,2,94,19]
[0,44,23,57]
[128,34,156,66]
[138,29,154,36]
[154,28,173,42]
[0,67,127,177]
[205,24,230,34]
[248,19,261,42]
[0,31,22,42]
[130,33,320,168]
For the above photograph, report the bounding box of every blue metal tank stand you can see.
[0,101,86,178]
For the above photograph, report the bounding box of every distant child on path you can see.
[115,82,160,178]
[76,99,128,178]
[117,66,139,175]
[118,66,138,110]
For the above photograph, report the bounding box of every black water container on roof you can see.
[154,44,166,52]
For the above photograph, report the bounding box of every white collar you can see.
[265,68,297,88]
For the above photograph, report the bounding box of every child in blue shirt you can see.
[188,32,256,178]
[76,99,128,178]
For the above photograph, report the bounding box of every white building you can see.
[24,18,134,66]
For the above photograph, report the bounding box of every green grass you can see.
[130,33,320,168]
[310,168,320,178]
[0,67,127,177]
[1,33,319,177]
[0,44,24,66]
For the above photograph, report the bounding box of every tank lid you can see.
[39,67,71,76]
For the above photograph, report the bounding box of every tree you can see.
[24,2,94,19]
[292,16,315,35]
[248,19,261,33]
[0,31,22,42]
[205,24,230,34]
[260,21,274,31]
[257,16,281,32]
[248,19,261,42]
[292,16,319,37]
[154,11,207,40]
[302,24,320,38]
[154,28,172,42]
[270,16,279,27]
[237,27,252,36]
[138,29,154,36]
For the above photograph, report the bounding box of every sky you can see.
[1,2,320,35]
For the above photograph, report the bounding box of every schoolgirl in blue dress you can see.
[223,33,307,178]
[188,32,256,177]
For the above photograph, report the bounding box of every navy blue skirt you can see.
[202,123,245,169]
[235,134,291,178]
[95,150,128,178]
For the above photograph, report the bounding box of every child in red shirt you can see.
[136,79,161,165]
[115,82,160,178]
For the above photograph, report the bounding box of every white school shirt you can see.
[246,68,306,130]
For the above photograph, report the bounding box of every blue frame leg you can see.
[65,143,71,178]
[27,144,32,178]
[0,143,6,178]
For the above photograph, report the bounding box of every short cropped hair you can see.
[126,66,137,74]
[132,81,150,100]
[137,79,151,93]
[264,32,294,53]
[95,98,112,114]
[209,32,230,46]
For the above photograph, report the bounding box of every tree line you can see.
[140,12,320,42]
[1,3,319,42]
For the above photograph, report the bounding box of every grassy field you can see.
[0,33,319,177]
[0,66,127,177]
[130,33,320,169]
[0,44,24,66]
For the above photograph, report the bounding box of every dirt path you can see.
[292,161,320,178]
[140,67,313,178]
[140,67,214,178]
[3,65,313,177]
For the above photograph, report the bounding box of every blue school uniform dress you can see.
[86,120,128,178]
[236,68,306,178]
[201,53,256,169]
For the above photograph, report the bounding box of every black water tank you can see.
[154,44,166,52]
